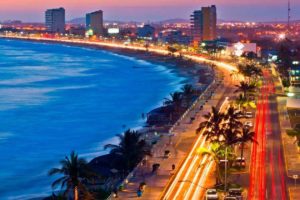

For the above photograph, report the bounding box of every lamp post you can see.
[293,175,299,187]
[224,146,228,193]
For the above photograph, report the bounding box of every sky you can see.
[0,0,299,22]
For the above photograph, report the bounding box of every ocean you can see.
[0,39,187,199]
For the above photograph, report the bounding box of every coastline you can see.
[0,37,214,131]
[1,36,212,86]
[0,37,216,199]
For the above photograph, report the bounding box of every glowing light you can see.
[278,33,286,40]
[108,28,120,34]
[85,29,94,37]
[234,42,245,57]
[287,92,295,97]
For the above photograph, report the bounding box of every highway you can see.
[248,69,288,200]
[161,85,235,200]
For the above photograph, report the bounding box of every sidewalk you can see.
[275,78,300,199]
[111,69,233,199]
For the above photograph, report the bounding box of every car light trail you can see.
[249,70,287,200]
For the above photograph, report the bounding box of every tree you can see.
[181,84,194,107]
[198,144,223,185]
[196,106,224,142]
[104,129,151,175]
[235,81,256,98]
[224,106,243,129]
[49,151,95,200]
[235,94,256,111]
[237,64,262,82]
[237,127,257,159]
[164,92,183,113]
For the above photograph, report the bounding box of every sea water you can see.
[0,39,187,199]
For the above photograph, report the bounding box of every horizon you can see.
[0,1,300,23]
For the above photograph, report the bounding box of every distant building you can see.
[137,25,155,40]
[191,5,217,45]
[290,63,300,87]
[69,26,86,36]
[86,10,104,36]
[158,30,191,45]
[287,62,300,109]
[45,7,65,33]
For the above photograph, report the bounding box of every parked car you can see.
[224,196,238,200]
[245,112,253,118]
[228,188,243,199]
[233,157,246,168]
[244,121,253,127]
[206,189,218,200]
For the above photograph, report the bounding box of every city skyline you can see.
[0,1,300,22]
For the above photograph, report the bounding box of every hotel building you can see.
[86,10,104,36]
[45,7,65,33]
[191,5,217,45]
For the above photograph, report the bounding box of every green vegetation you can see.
[235,94,256,110]
[104,129,152,175]
[287,128,300,147]
[237,63,262,82]
[49,151,96,200]
[235,81,256,98]
[196,105,257,187]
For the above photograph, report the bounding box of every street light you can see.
[293,174,299,187]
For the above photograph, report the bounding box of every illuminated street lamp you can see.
[278,33,286,40]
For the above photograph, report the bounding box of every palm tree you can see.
[198,144,223,185]
[49,151,94,200]
[237,127,257,159]
[238,64,262,82]
[235,94,256,111]
[181,84,194,107]
[196,106,224,142]
[224,106,243,129]
[221,128,240,147]
[164,92,183,113]
[235,81,256,98]
[104,129,151,175]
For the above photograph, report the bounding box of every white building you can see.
[225,42,258,57]
[45,8,65,33]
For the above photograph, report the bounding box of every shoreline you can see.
[0,36,214,132]
[0,36,216,199]
[1,36,212,86]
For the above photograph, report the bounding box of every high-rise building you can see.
[45,7,65,33]
[191,5,217,45]
[86,10,104,36]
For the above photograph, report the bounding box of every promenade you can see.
[272,74,300,199]
[112,67,236,200]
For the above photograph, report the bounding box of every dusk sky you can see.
[0,0,299,22]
